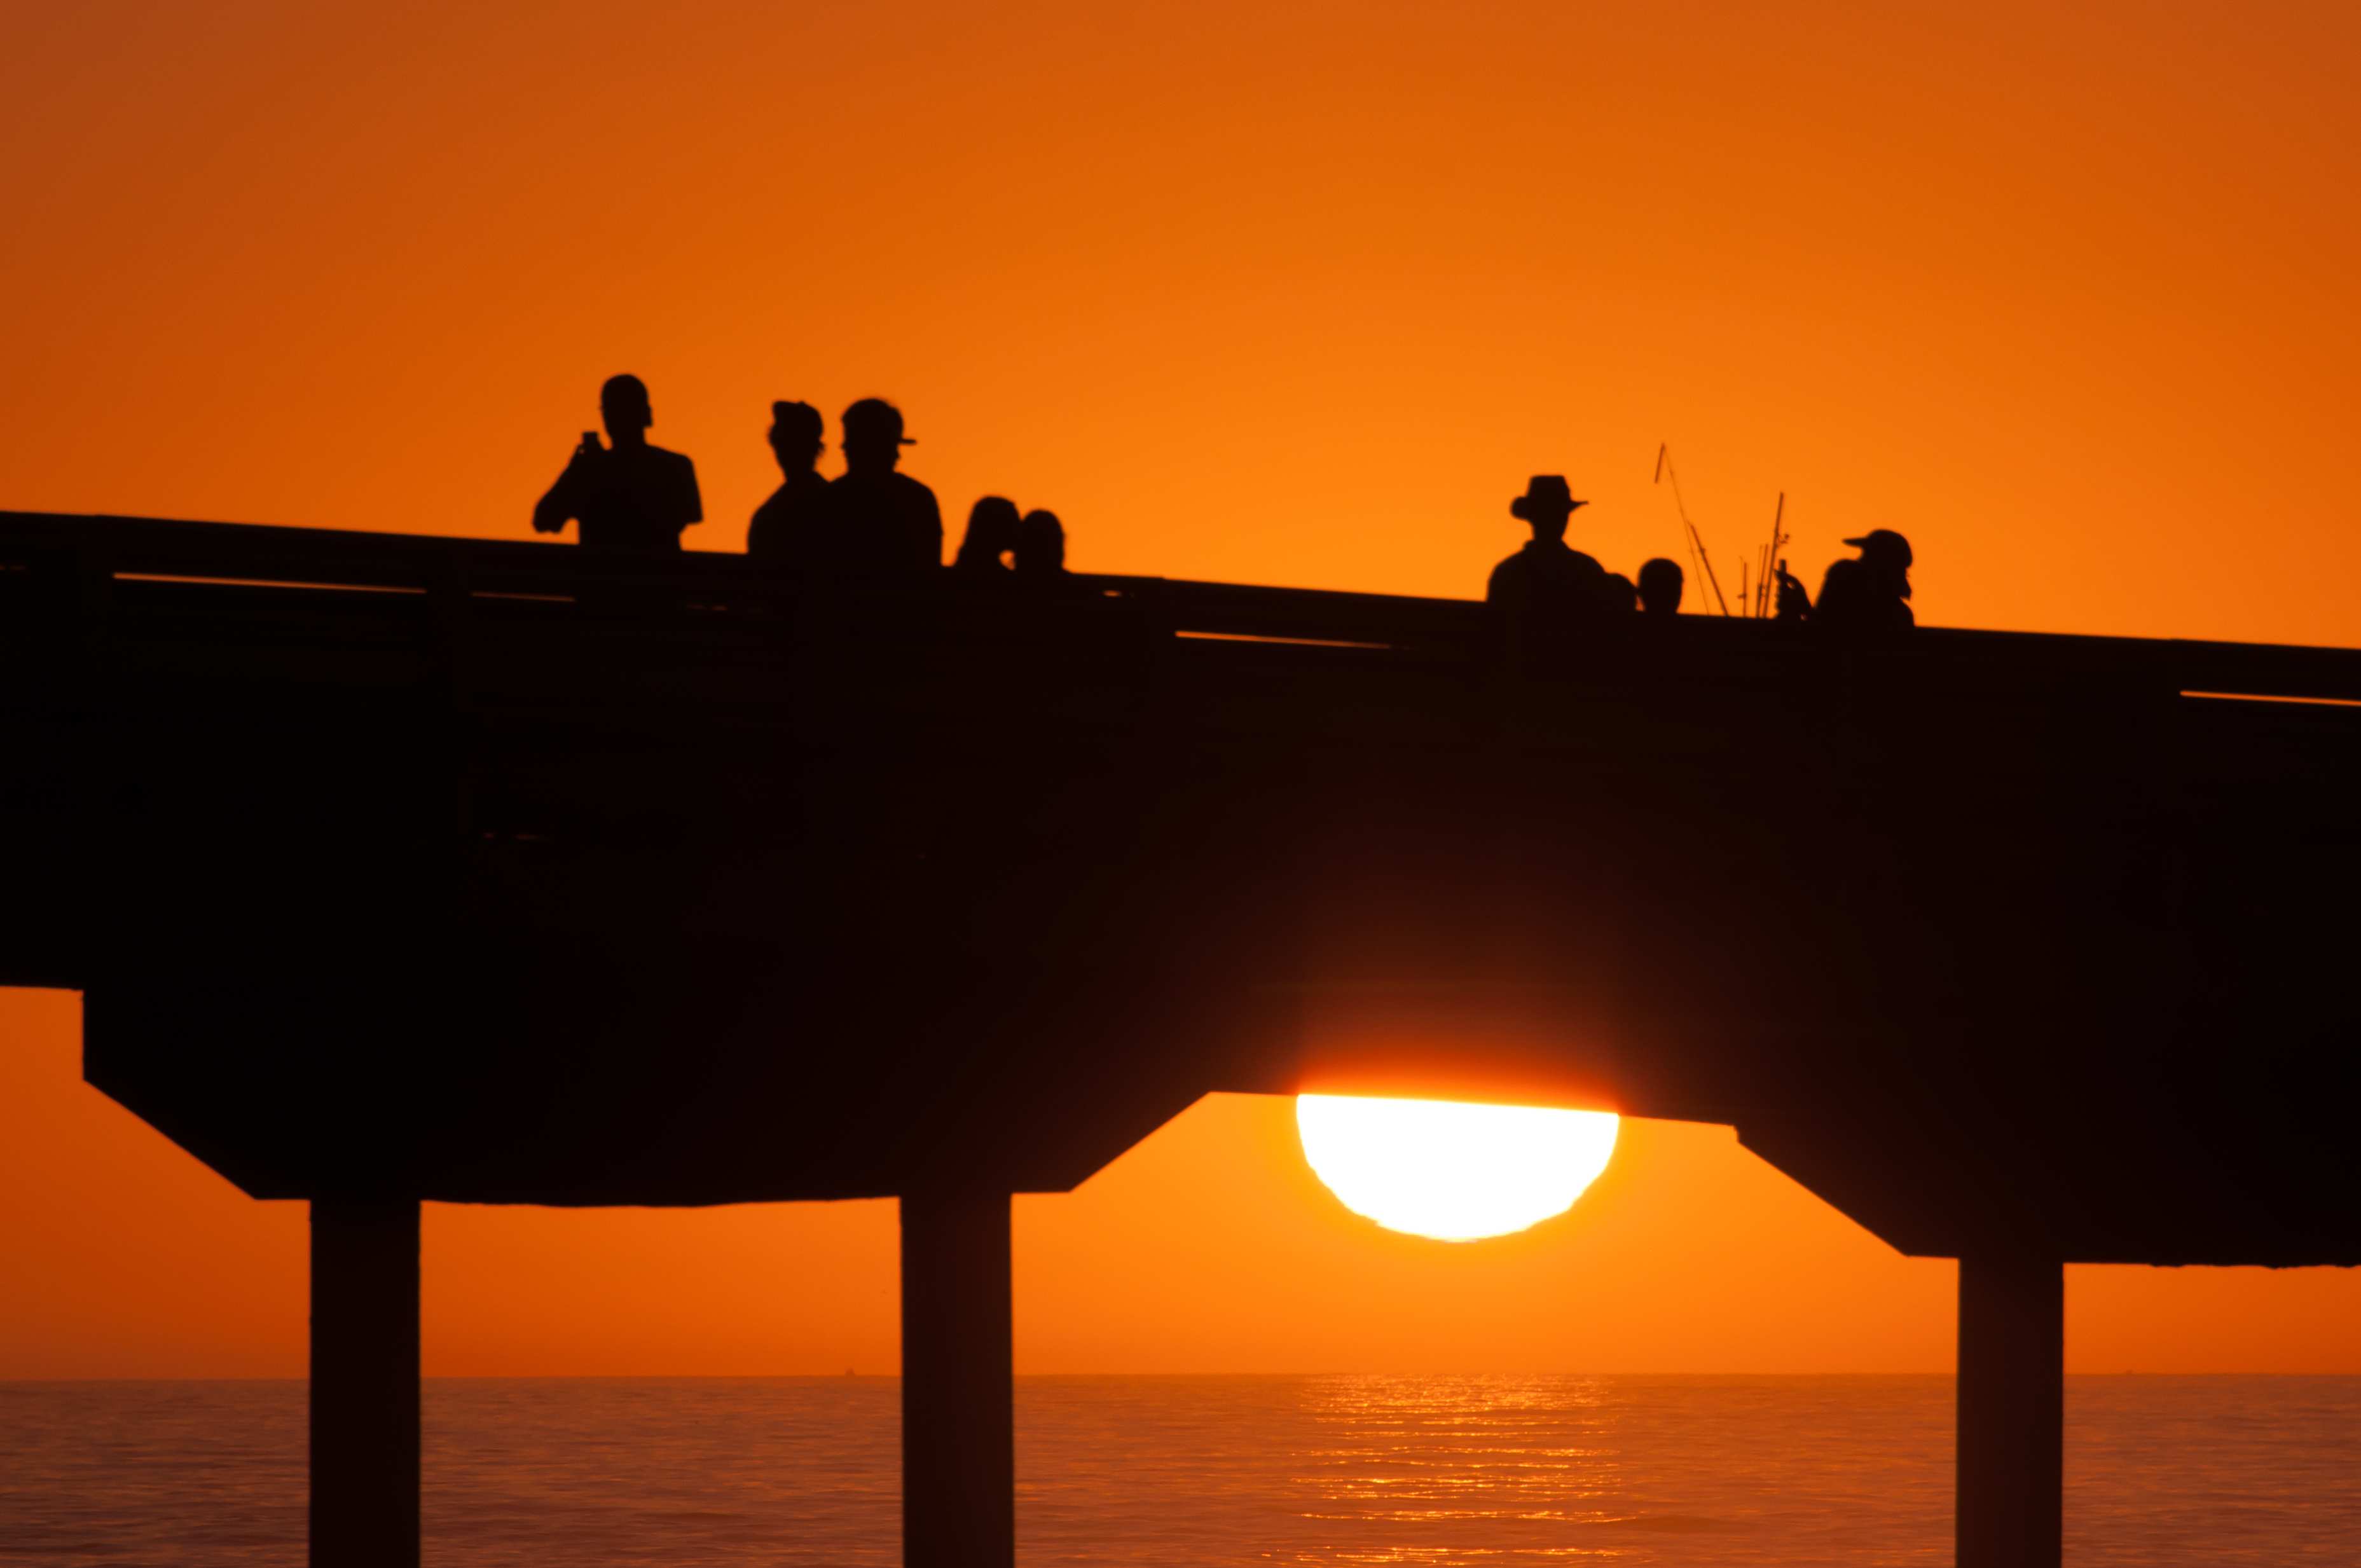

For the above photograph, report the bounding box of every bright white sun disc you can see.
[1295,1094,1619,1241]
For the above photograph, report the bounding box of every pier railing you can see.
[11,509,2361,708]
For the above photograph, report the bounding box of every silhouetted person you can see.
[953,496,1021,578]
[532,375,702,552]
[1814,530,1915,631]
[1013,509,1070,582]
[1637,558,1684,616]
[1487,477,1607,659]
[1602,572,1639,614]
[1773,561,1812,621]
[821,399,942,572]
[747,401,827,560]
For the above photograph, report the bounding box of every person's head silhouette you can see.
[768,401,823,478]
[958,495,1021,570]
[1847,529,1913,600]
[601,375,654,449]
[1510,476,1585,545]
[1015,509,1066,575]
[841,398,912,476]
[1637,557,1684,616]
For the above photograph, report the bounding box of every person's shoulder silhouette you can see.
[533,374,702,552]
[1487,475,1605,610]
[1636,558,1684,617]
[1815,529,1915,630]
[954,496,1021,578]
[1012,508,1073,588]
[821,398,943,572]
[748,400,828,561]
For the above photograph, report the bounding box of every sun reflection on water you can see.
[1290,1375,1634,1558]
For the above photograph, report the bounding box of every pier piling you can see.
[309,1199,421,1568]
[1955,1251,2063,1568]
[900,1188,1015,1568]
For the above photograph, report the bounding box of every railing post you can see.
[1956,1251,2063,1568]
[900,1188,1015,1568]
[310,1199,421,1568]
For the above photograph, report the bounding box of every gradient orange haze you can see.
[6,0,2361,1376]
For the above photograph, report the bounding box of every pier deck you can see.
[6,509,2358,1566]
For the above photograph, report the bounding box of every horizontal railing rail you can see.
[10,509,2361,706]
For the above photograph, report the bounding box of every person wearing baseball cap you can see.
[1813,528,1914,631]
[819,397,943,572]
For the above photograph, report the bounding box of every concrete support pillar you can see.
[1955,1251,2063,1568]
[899,1188,1015,1568]
[310,1199,421,1568]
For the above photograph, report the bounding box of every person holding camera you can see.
[532,373,703,553]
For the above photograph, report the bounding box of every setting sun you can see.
[1295,1094,1621,1242]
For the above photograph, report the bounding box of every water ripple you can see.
[2,1376,2355,1564]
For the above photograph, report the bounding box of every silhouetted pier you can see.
[6,509,2359,1567]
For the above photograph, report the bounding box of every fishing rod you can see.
[1755,492,1789,619]
[1653,443,1732,617]
[1660,444,1706,598]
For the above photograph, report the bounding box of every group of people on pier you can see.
[533,375,1070,585]
[532,373,1913,628]
[1487,474,1915,633]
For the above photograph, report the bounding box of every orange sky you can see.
[6,0,2361,1377]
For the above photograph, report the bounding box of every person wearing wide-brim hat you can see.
[1487,475,1613,644]
[1813,528,1915,631]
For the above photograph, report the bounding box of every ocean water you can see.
[4,1375,2358,1565]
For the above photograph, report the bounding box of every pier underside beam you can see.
[1955,1251,2063,1568]
[900,1188,1015,1568]
[310,1199,421,1568]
